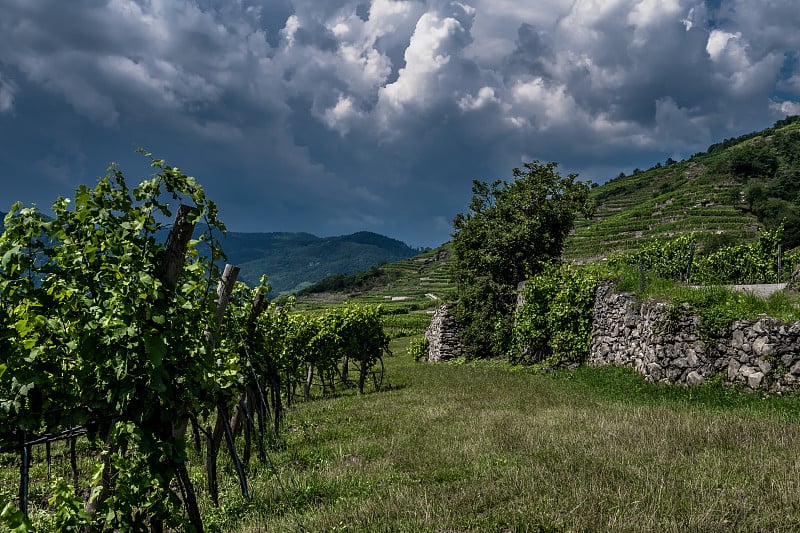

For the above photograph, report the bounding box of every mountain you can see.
[219,230,421,294]
[563,115,800,261]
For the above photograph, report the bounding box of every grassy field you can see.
[6,338,800,531]
[181,336,800,532]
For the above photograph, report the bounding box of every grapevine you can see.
[0,156,393,530]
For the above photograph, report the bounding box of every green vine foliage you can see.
[0,154,395,530]
[0,153,226,530]
[407,336,430,362]
[513,263,598,369]
[694,226,787,284]
[609,233,695,281]
[610,226,797,285]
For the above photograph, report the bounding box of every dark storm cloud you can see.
[0,0,798,248]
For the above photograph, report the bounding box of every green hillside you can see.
[564,115,800,261]
[292,244,454,336]
[292,116,800,310]
[220,230,421,294]
[296,244,453,306]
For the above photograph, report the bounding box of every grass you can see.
[6,338,800,530]
[184,339,800,532]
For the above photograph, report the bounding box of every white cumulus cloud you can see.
[706,30,741,61]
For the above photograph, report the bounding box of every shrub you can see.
[513,263,598,369]
[407,336,430,362]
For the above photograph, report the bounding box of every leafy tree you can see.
[451,161,592,359]
[728,143,778,181]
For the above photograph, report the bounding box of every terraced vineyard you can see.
[564,116,800,261]
[294,244,455,338]
[564,160,760,261]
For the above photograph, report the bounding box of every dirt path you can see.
[727,283,787,298]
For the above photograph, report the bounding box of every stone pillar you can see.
[425,303,464,362]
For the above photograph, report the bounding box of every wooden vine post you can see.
[204,264,250,506]
[227,291,268,462]
[85,204,203,527]
[157,204,205,531]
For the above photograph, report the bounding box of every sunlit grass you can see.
[196,341,800,532]
[5,340,800,531]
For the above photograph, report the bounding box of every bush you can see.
[407,336,430,362]
[513,263,598,369]
[451,161,592,359]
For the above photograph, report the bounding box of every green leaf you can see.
[18,382,34,397]
[144,334,166,367]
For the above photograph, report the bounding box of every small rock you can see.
[687,371,705,385]
[748,371,765,389]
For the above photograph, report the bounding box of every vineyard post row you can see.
[0,158,392,531]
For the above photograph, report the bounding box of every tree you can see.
[450,160,593,359]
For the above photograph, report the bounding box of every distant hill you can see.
[219,230,421,294]
[293,244,455,315]
[564,115,800,261]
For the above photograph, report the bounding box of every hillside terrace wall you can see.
[589,282,800,390]
[425,284,800,391]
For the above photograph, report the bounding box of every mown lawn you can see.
[195,337,800,532]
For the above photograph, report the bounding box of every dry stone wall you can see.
[425,303,464,362]
[589,282,800,390]
[424,283,800,390]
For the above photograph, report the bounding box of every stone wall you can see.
[424,303,464,362]
[589,282,800,390]
[425,284,800,390]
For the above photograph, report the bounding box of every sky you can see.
[0,0,799,248]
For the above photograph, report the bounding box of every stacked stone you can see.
[716,316,800,390]
[589,282,800,391]
[589,282,711,385]
[424,303,464,362]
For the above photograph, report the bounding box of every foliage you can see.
[250,299,391,406]
[609,226,796,285]
[513,263,598,368]
[609,233,696,281]
[728,142,778,181]
[693,226,786,284]
[453,276,516,360]
[0,152,227,530]
[407,336,430,362]
[451,161,592,359]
